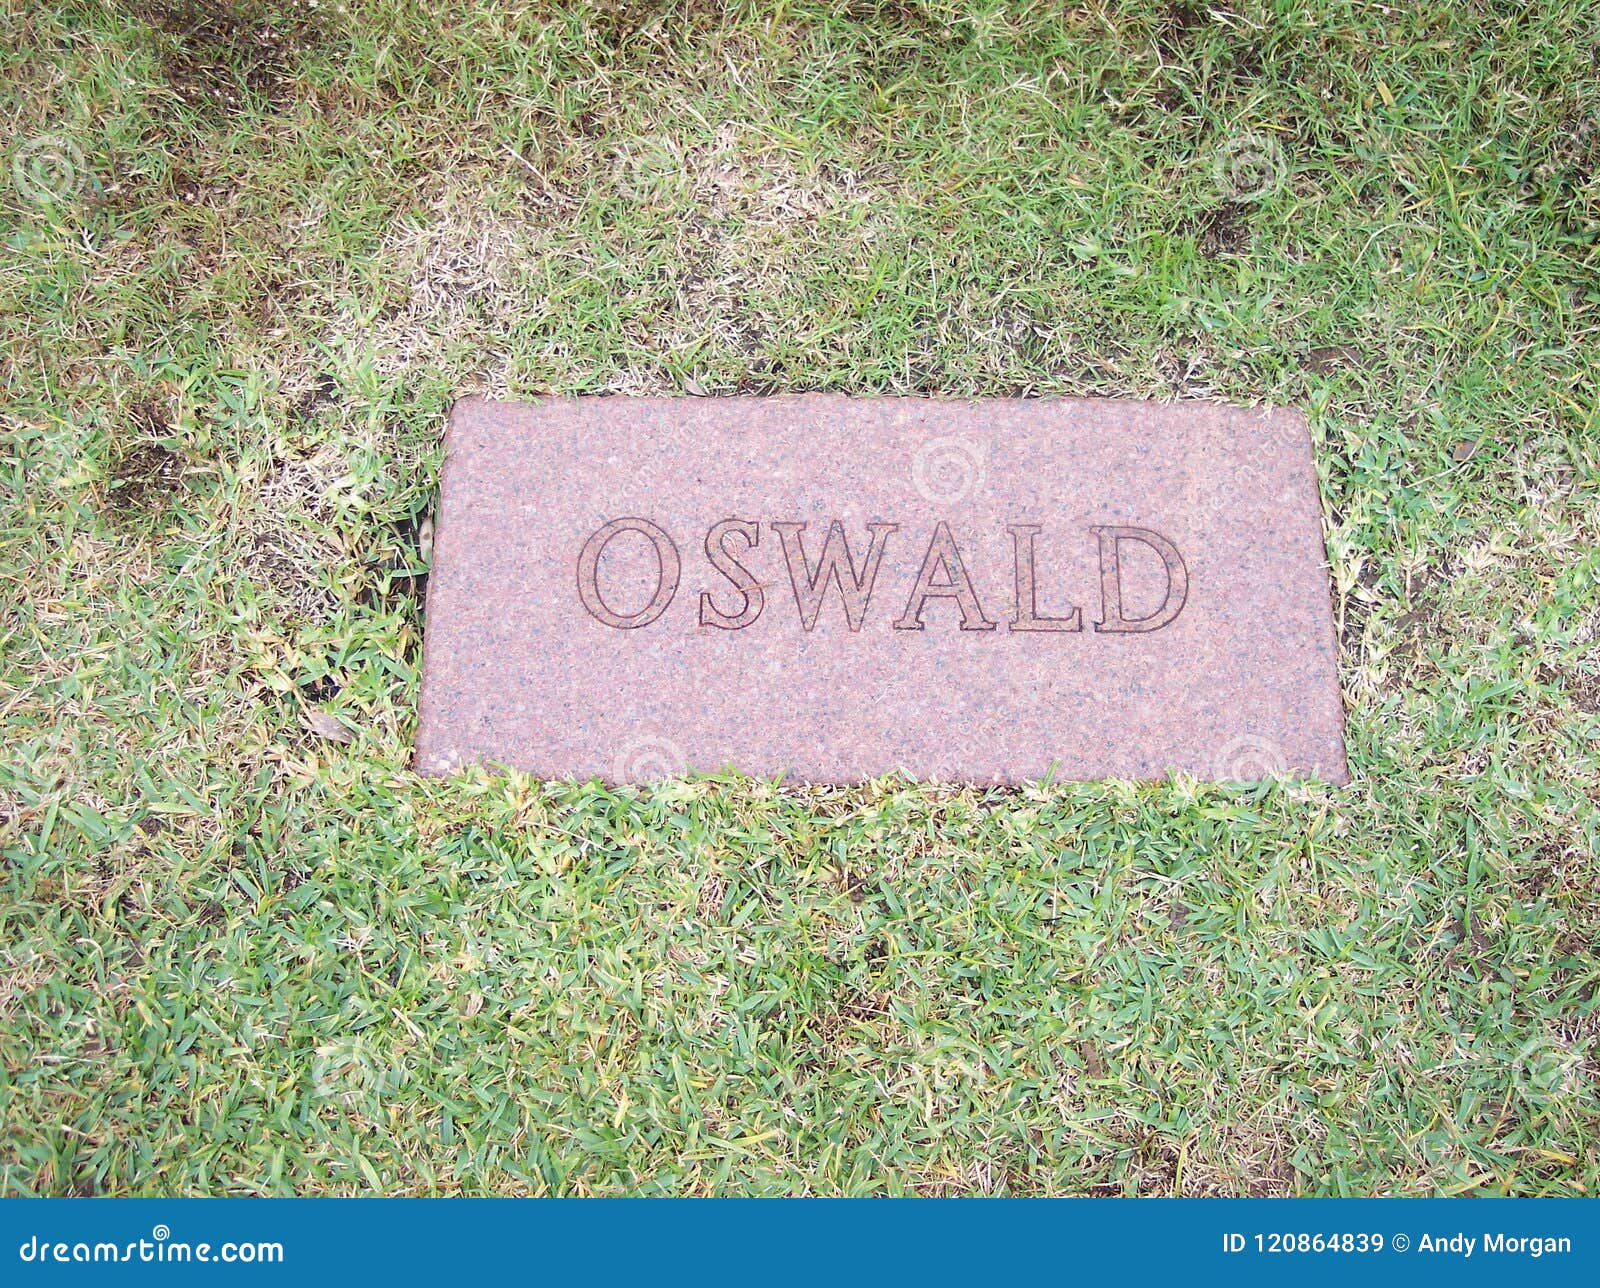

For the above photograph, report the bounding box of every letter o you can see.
[577,517,680,629]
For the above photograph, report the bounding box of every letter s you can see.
[699,518,764,630]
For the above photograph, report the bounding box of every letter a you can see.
[894,521,996,631]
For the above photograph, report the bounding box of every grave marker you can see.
[415,396,1347,784]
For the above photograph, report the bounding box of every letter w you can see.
[770,521,898,632]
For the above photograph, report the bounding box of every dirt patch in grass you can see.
[1514,840,1567,899]
[1156,1,1209,62]
[357,511,431,630]
[295,371,339,420]
[127,0,333,117]
[1339,557,1382,655]
[1155,1,1267,83]
[1570,671,1600,714]
[1179,202,1250,257]
[1389,554,1457,665]
[107,443,184,511]
[105,400,184,514]
[1305,344,1365,374]
[585,0,730,48]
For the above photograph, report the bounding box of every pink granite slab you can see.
[415,396,1347,785]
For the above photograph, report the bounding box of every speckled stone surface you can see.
[416,396,1347,784]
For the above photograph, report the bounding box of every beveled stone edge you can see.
[412,394,1350,787]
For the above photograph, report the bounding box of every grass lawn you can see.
[2,0,1597,1196]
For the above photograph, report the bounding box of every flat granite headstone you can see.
[415,396,1347,784]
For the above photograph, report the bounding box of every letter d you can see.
[1091,526,1189,633]
[19,1237,37,1261]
